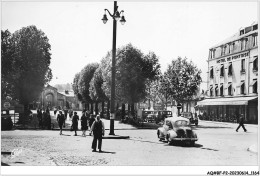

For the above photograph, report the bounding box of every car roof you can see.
[165,117,190,123]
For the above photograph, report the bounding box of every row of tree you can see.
[1,25,52,122]
[73,43,202,117]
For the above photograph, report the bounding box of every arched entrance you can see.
[45,93,54,108]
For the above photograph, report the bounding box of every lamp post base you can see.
[109,118,115,135]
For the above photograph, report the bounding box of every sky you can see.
[1,1,258,91]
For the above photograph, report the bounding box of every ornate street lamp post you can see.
[102,1,126,135]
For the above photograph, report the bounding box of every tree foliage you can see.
[78,63,99,103]
[164,57,202,103]
[1,26,52,105]
[100,44,160,105]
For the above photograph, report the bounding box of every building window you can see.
[215,85,218,96]
[228,62,232,76]
[220,64,224,77]
[228,44,231,54]
[210,86,213,96]
[251,79,258,94]
[244,38,248,50]
[253,56,258,71]
[253,24,258,31]
[220,84,224,96]
[210,67,214,79]
[240,39,244,50]
[221,46,226,56]
[240,81,245,94]
[240,29,245,35]
[253,35,258,47]
[241,59,245,73]
[228,83,232,96]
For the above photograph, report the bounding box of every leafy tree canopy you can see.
[164,57,202,103]
[1,26,52,105]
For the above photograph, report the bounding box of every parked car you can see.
[146,114,156,123]
[142,110,155,122]
[181,112,198,126]
[155,110,173,123]
[157,117,198,146]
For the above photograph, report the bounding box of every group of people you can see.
[56,110,105,152]
[36,108,52,129]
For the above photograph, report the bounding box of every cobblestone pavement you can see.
[1,115,258,166]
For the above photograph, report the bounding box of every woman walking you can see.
[81,112,88,137]
[72,112,79,136]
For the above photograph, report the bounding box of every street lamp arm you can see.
[104,9,114,18]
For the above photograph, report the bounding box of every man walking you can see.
[90,115,105,152]
[236,114,247,132]
[57,111,65,135]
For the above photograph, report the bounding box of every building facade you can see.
[197,23,258,124]
[37,85,82,110]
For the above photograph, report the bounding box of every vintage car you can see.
[157,117,198,146]
[181,112,198,126]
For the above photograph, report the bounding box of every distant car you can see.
[157,117,198,146]
[142,110,155,122]
[155,110,173,123]
[181,112,198,126]
[147,114,156,122]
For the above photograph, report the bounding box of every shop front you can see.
[197,96,258,124]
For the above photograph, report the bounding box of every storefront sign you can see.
[216,52,249,64]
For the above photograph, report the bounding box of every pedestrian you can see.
[46,109,52,130]
[54,107,57,116]
[89,114,95,136]
[64,107,68,120]
[69,109,73,119]
[37,109,43,128]
[57,111,65,135]
[90,115,105,152]
[81,112,88,136]
[72,112,79,136]
[236,114,247,132]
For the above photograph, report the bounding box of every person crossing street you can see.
[90,115,105,152]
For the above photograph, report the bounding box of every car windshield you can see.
[175,120,189,127]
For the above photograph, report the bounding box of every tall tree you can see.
[78,63,99,111]
[72,73,82,101]
[1,26,52,119]
[100,44,161,114]
[165,57,202,104]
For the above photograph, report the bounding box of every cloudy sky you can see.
[1,1,258,90]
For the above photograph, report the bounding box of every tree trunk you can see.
[95,102,99,115]
[107,100,110,119]
[131,103,135,116]
[91,103,94,114]
[122,103,125,120]
[101,101,105,119]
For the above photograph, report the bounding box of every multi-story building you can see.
[197,22,258,124]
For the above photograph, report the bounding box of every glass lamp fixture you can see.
[102,11,108,24]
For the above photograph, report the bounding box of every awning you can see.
[197,97,257,106]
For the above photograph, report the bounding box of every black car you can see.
[181,112,198,126]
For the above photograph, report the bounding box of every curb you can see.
[102,135,130,139]
[200,120,258,127]
[247,144,258,154]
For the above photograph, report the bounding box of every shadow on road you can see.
[192,125,232,130]
[127,138,164,145]
[1,162,10,166]
[98,151,116,154]
[200,147,219,151]
[60,134,71,136]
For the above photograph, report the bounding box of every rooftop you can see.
[210,22,258,49]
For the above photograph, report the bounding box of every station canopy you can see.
[197,97,257,106]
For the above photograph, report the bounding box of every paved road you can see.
[1,114,258,166]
